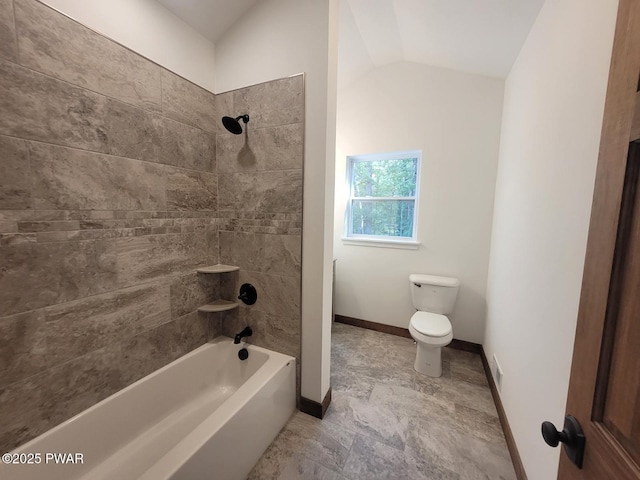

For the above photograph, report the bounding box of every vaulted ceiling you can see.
[155,0,545,88]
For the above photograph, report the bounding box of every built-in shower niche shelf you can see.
[197,300,239,313]
[196,264,239,274]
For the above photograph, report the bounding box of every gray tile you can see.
[169,272,220,319]
[450,363,489,387]
[0,374,50,452]
[44,282,171,366]
[116,230,217,286]
[237,270,300,319]
[30,142,167,211]
[233,75,304,129]
[343,434,458,480]
[278,454,347,480]
[427,376,498,417]
[0,0,17,62]
[324,391,408,450]
[219,231,301,277]
[158,117,215,172]
[102,98,163,161]
[218,170,302,213]
[161,69,216,133]
[43,342,126,427]
[249,411,355,476]
[220,307,300,359]
[0,309,47,388]
[166,167,217,211]
[0,239,118,316]
[0,135,31,209]
[217,123,304,173]
[214,91,234,135]
[455,435,517,480]
[454,403,504,444]
[0,58,110,153]
[14,0,162,112]
[371,381,454,417]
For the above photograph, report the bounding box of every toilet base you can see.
[414,344,443,377]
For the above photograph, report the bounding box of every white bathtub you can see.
[1,337,296,480]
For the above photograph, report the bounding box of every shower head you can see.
[221,114,250,135]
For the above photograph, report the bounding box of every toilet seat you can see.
[410,311,452,337]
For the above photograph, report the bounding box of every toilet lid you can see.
[410,312,452,337]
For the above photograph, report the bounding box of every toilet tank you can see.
[409,274,460,314]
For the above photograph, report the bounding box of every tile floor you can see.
[248,322,516,479]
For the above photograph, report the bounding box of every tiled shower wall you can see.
[0,0,222,452]
[216,75,304,382]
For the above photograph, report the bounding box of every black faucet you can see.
[234,326,253,344]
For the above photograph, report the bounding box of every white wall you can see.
[334,62,504,343]
[483,0,618,478]
[215,0,338,404]
[41,0,216,91]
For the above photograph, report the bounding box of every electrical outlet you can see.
[492,354,503,392]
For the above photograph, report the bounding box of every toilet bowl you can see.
[409,311,453,376]
[408,274,459,377]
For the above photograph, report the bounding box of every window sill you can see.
[341,237,421,250]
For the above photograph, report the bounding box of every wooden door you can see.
[559,0,640,478]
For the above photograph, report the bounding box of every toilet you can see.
[408,274,460,377]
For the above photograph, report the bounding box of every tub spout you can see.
[234,326,253,344]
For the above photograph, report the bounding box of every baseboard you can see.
[300,387,332,419]
[335,315,412,338]
[480,347,528,480]
[335,314,482,354]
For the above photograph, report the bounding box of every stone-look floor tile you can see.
[170,271,220,319]
[217,123,304,173]
[253,323,514,479]
[455,435,517,480]
[0,310,47,389]
[342,434,459,480]
[161,69,216,133]
[158,117,215,172]
[0,0,17,62]
[44,282,171,366]
[220,231,301,277]
[218,170,303,213]
[324,391,409,450]
[0,58,111,153]
[233,75,304,130]
[166,167,217,211]
[0,135,31,209]
[14,0,162,113]
[429,376,498,417]
[450,363,489,387]
[116,231,216,286]
[277,454,348,480]
[0,239,118,316]
[442,347,485,372]
[249,412,355,478]
[369,384,455,422]
[30,142,167,211]
[454,403,505,445]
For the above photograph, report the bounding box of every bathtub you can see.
[1,337,296,480]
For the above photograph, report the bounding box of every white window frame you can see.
[342,150,421,250]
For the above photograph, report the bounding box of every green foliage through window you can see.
[346,151,420,240]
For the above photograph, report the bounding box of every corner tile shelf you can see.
[196,264,240,274]
[197,300,239,313]
[196,264,240,313]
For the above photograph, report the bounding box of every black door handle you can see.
[541,415,585,469]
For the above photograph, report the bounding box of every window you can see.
[343,150,421,248]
